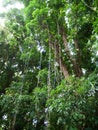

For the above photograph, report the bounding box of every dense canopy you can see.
[0,0,98,130]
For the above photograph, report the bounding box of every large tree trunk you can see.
[47,24,69,78]
[54,43,69,78]
[49,40,69,78]
[61,28,83,77]
[74,39,83,76]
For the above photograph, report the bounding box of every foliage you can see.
[47,76,98,130]
[0,0,98,130]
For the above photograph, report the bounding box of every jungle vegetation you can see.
[0,0,98,130]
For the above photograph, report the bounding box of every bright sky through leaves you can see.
[0,0,24,26]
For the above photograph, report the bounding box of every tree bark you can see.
[61,28,83,77]
[53,42,69,78]
[48,39,69,78]
[47,24,69,78]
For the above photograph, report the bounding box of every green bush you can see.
[47,76,98,130]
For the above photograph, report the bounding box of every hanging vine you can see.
[12,45,29,130]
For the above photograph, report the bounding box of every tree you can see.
[0,0,98,130]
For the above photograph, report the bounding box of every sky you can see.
[0,0,24,26]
